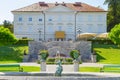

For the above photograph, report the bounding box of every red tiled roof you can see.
[12,2,106,12]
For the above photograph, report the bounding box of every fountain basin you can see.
[0,72,120,80]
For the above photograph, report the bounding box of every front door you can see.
[57,38,63,41]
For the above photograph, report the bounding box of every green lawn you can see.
[0,44,28,63]
[93,44,120,64]
[79,67,100,72]
[0,66,40,72]
[22,66,40,72]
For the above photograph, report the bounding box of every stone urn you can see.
[39,50,49,71]
[70,50,80,72]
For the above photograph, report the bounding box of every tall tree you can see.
[0,27,17,46]
[3,20,13,33]
[104,0,120,31]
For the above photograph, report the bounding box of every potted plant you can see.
[39,50,49,62]
[70,50,80,72]
[70,50,80,61]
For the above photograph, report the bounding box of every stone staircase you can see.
[27,41,92,62]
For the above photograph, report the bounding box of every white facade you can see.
[12,3,107,41]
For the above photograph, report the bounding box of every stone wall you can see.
[28,41,92,62]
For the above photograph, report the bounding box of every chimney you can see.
[62,2,66,6]
[55,2,59,6]
[39,2,45,4]
[39,2,48,6]
[74,2,82,6]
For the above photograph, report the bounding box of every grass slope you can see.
[93,44,120,64]
[0,44,28,63]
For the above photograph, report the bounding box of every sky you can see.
[0,0,108,24]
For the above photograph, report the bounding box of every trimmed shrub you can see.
[39,50,49,61]
[88,39,114,45]
[46,58,55,62]
[14,39,33,45]
[65,58,73,63]
[70,50,80,60]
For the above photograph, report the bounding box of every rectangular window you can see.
[29,17,32,21]
[48,16,53,21]
[87,24,93,32]
[97,24,103,33]
[39,18,42,21]
[67,26,73,32]
[88,15,93,21]
[17,26,22,32]
[98,15,103,21]
[18,17,22,22]
[49,19,52,21]
[48,26,53,32]
[28,26,32,32]
[58,26,62,31]
[78,16,83,21]
[58,16,62,22]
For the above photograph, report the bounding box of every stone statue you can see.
[55,59,63,76]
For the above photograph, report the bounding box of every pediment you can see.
[45,5,75,12]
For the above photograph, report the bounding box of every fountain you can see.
[55,50,63,76]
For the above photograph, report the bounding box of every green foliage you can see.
[47,58,55,62]
[70,50,80,60]
[104,0,120,31]
[14,39,33,45]
[0,44,28,63]
[0,27,17,46]
[65,58,73,63]
[89,39,114,45]
[39,50,49,61]
[109,24,120,45]
[3,20,13,32]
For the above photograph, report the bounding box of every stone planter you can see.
[40,61,46,71]
[23,55,29,62]
[73,60,79,72]
[91,55,96,63]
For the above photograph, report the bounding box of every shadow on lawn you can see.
[95,50,106,62]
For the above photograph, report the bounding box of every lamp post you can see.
[57,50,60,59]
[38,28,42,41]
[77,28,82,40]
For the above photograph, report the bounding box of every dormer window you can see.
[39,2,48,6]
[55,2,59,6]
[73,2,82,7]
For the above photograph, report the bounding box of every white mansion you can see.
[12,2,107,41]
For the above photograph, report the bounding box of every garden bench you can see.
[100,65,120,72]
[0,64,23,72]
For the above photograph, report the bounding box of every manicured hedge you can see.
[39,57,74,64]
[14,39,33,45]
[88,39,114,44]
